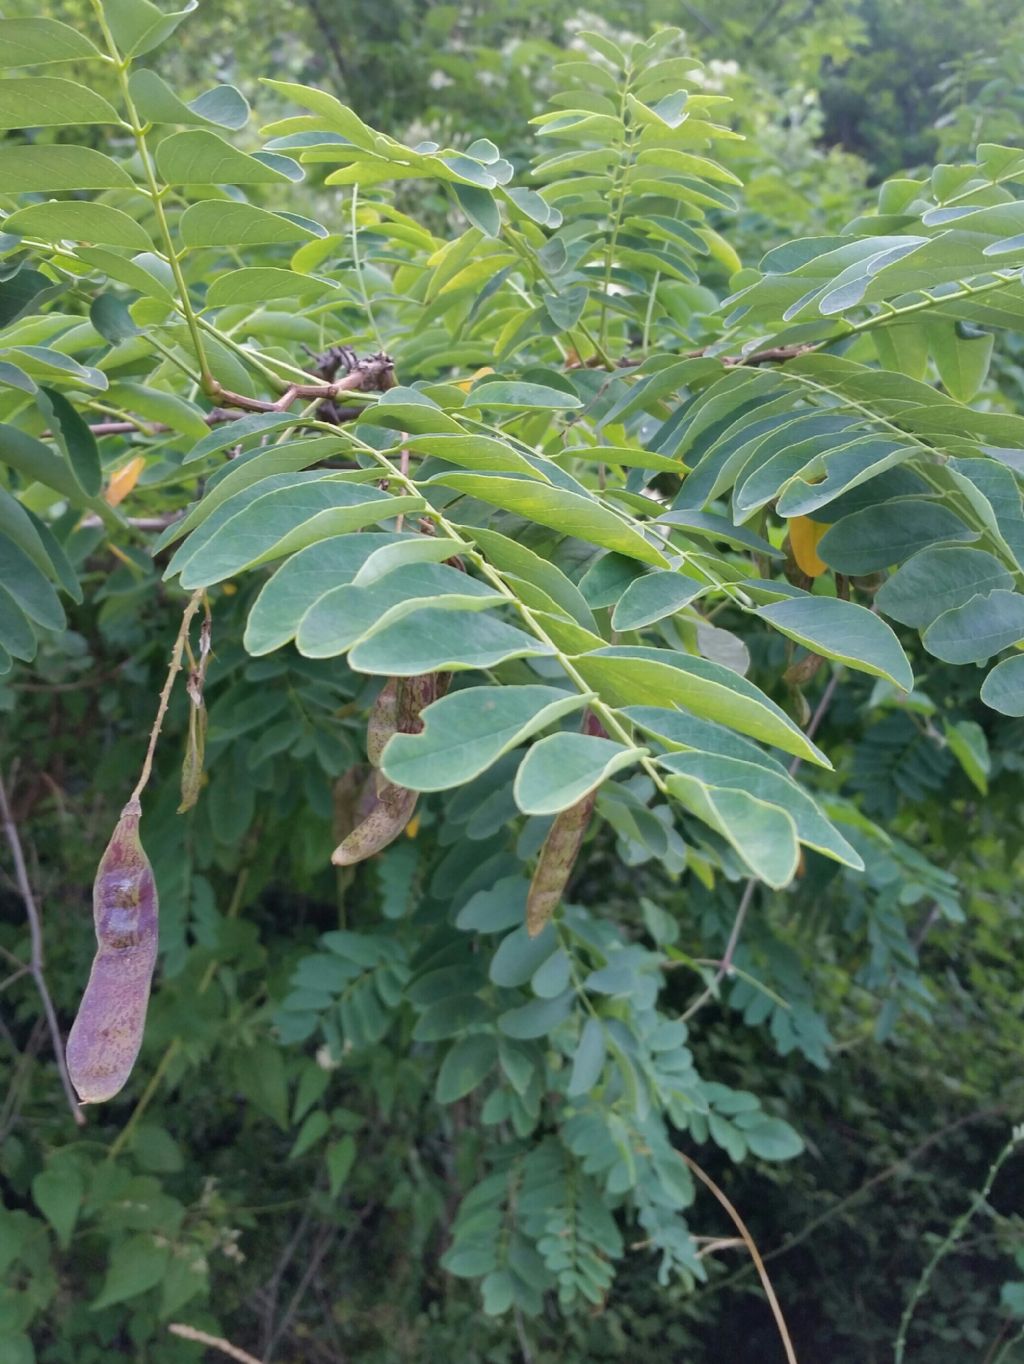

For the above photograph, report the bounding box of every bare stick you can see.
[167,1323,263,1364]
[130,590,205,805]
[681,1151,798,1364]
[0,772,85,1126]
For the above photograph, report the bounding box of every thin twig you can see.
[259,1206,315,1355]
[699,1103,1011,1303]
[681,1151,799,1364]
[894,1131,1020,1363]
[993,1322,1024,1364]
[265,1224,339,1360]
[264,1201,374,1361]
[394,444,411,531]
[695,1236,745,1258]
[513,1305,535,1364]
[167,1323,263,1364]
[130,591,205,805]
[0,772,85,1126]
[206,352,394,416]
[0,965,30,994]
[0,1016,45,1139]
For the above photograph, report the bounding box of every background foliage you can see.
[1,2,1023,1362]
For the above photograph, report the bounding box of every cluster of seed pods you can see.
[65,799,159,1104]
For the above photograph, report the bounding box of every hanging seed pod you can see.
[177,675,207,813]
[526,790,596,937]
[783,651,825,687]
[178,615,211,814]
[366,679,400,768]
[331,672,450,866]
[333,763,370,847]
[525,710,603,936]
[66,800,158,1104]
[331,779,418,866]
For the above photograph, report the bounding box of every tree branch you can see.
[0,771,85,1127]
[167,1324,263,1364]
[681,1151,799,1364]
[206,351,395,415]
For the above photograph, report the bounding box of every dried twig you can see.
[0,771,85,1126]
[207,351,395,415]
[681,1151,799,1364]
[130,590,205,804]
[699,1103,1012,1304]
[571,341,815,371]
[167,1323,263,1364]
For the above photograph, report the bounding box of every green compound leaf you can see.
[664,773,800,887]
[922,589,1024,664]
[296,562,503,658]
[576,646,831,767]
[611,568,708,631]
[347,609,555,675]
[428,472,667,565]
[513,733,645,816]
[0,76,118,127]
[756,595,913,691]
[381,685,591,790]
[875,546,1014,629]
[980,654,1024,716]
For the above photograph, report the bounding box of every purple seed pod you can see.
[331,779,418,866]
[65,799,159,1104]
[526,790,596,938]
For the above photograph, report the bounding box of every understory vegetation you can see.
[1,2,1023,1361]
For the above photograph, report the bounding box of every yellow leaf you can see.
[789,515,828,577]
[104,455,145,507]
[404,813,420,839]
[697,226,743,278]
[456,366,494,393]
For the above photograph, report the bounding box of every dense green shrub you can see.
[1,3,1023,1361]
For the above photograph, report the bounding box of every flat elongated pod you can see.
[331,779,417,866]
[332,671,451,866]
[526,790,596,937]
[66,799,158,1104]
[366,679,400,768]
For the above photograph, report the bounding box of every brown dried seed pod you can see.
[333,763,370,847]
[66,800,159,1104]
[331,779,418,866]
[177,679,207,813]
[783,651,825,687]
[366,679,400,768]
[525,790,597,937]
